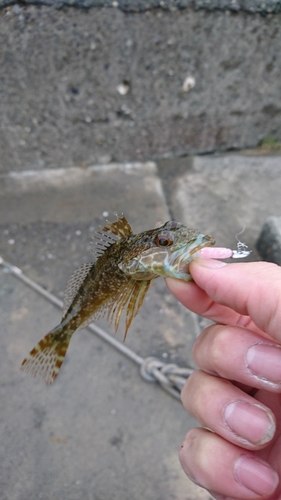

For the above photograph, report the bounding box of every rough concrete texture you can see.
[256,216,281,265]
[1,5,281,172]
[1,0,281,12]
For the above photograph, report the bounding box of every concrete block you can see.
[162,153,281,261]
[0,5,281,171]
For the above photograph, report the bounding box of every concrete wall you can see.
[1,2,281,172]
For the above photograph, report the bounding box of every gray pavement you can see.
[1,153,281,499]
[0,160,208,500]
[0,268,201,500]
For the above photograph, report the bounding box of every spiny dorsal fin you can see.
[102,215,133,239]
[62,263,95,318]
[91,215,133,260]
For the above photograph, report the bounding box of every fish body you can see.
[21,216,215,384]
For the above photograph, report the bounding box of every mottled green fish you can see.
[21,216,215,384]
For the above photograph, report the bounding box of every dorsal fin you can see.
[62,262,95,318]
[92,215,133,260]
[64,216,133,317]
[102,215,133,239]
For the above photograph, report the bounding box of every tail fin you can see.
[21,328,71,385]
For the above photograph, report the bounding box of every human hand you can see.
[166,259,281,500]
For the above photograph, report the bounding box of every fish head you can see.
[119,220,215,281]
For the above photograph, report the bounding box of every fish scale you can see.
[21,215,215,384]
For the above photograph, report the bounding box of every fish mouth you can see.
[188,234,215,256]
[175,233,216,273]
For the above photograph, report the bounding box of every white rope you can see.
[0,256,193,400]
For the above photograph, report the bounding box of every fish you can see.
[21,215,215,384]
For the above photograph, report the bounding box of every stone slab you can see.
[0,6,280,172]
[164,153,281,261]
[0,162,167,227]
[1,267,214,500]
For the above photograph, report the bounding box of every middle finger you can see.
[193,324,281,392]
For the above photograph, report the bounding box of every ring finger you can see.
[183,371,276,449]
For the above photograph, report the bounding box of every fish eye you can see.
[155,234,174,247]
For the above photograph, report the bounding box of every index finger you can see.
[166,260,281,341]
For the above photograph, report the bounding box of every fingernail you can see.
[234,455,279,496]
[224,400,275,445]
[246,343,281,387]
[194,257,227,269]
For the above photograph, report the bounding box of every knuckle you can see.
[181,370,212,415]
[207,325,232,370]
[179,428,216,486]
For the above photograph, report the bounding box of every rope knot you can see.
[140,356,193,400]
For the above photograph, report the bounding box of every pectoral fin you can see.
[106,279,152,340]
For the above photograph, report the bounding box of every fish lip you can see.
[175,234,215,271]
[188,234,215,256]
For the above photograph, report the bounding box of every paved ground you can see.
[0,152,281,499]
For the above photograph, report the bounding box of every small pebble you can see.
[116,82,130,95]
[182,76,196,92]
